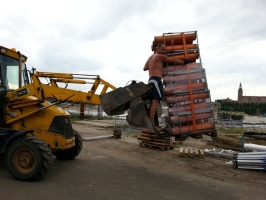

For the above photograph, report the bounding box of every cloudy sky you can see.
[1,0,266,101]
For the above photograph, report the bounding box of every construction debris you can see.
[204,148,236,159]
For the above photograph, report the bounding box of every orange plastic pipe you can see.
[165,91,210,103]
[166,44,198,51]
[153,33,197,47]
[168,102,211,115]
[181,32,188,59]
[166,53,199,64]
[170,112,213,124]
[151,44,198,52]
[163,71,205,84]
[163,63,202,74]
[164,82,207,95]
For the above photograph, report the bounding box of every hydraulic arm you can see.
[5,71,116,105]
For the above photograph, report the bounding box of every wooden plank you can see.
[179,148,205,158]
[139,134,170,141]
[140,140,172,148]
[139,142,173,151]
[189,148,194,157]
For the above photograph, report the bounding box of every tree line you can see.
[216,100,266,116]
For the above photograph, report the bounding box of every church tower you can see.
[238,83,243,103]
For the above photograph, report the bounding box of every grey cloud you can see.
[2,0,266,100]
[49,0,157,41]
[194,0,266,42]
[33,38,102,73]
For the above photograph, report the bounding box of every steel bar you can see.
[244,143,266,152]
[83,135,113,141]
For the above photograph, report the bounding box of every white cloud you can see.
[1,0,266,101]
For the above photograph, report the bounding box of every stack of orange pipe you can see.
[152,32,197,50]
[151,31,215,138]
[151,32,199,64]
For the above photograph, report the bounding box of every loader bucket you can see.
[126,97,152,129]
[100,81,152,129]
[100,82,149,115]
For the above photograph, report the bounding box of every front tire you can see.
[5,136,52,181]
[53,130,83,160]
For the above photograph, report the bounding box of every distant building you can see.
[222,97,234,102]
[238,83,266,103]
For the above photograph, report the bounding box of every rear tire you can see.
[53,130,83,160]
[5,136,52,181]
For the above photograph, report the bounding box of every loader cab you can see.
[0,46,29,125]
[0,52,29,91]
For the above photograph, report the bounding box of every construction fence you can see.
[114,115,141,134]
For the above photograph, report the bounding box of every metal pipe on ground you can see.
[235,166,266,170]
[236,155,266,159]
[244,143,266,152]
[83,135,114,141]
[238,151,266,155]
[233,151,266,170]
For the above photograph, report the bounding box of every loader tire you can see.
[5,136,52,181]
[53,130,83,160]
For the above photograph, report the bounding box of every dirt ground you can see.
[1,120,265,200]
[72,121,266,200]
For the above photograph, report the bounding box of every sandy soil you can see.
[72,122,266,200]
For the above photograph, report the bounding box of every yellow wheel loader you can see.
[0,45,115,181]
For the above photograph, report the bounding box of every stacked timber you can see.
[152,31,216,140]
[138,130,173,151]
